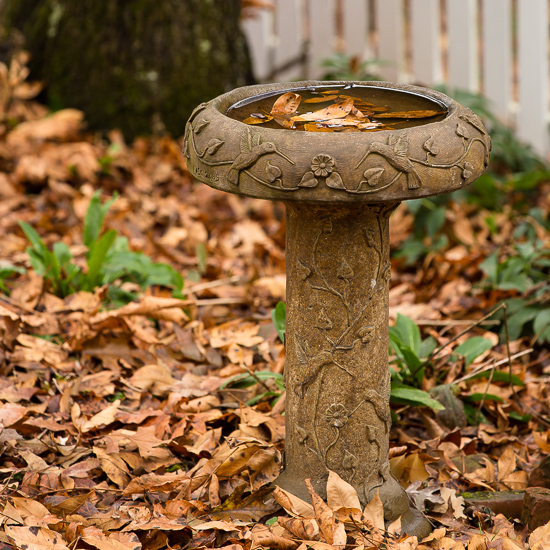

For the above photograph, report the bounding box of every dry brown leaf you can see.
[82,528,141,550]
[7,109,84,143]
[10,497,51,521]
[305,478,334,544]
[122,472,187,496]
[129,364,175,396]
[278,517,320,541]
[273,486,315,518]
[362,490,385,532]
[81,400,120,433]
[326,470,361,512]
[246,447,282,491]
[529,521,550,549]
[93,446,130,488]
[6,525,70,550]
[0,403,27,427]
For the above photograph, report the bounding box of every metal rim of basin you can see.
[183,80,492,204]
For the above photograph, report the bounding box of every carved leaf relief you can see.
[205,139,224,156]
[266,161,282,183]
[299,171,318,188]
[294,334,309,365]
[315,309,333,331]
[342,449,359,470]
[357,325,375,343]
[363,167,385,187]
[325,171,345,189]
[456,123,470,140]
[462,162,474,180]
[423,136,439,157]
[296,259,312,280]
[337,259,354,281]
[296,426,308,444]
[194,119,210,134]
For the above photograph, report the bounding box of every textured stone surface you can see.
[185,81,491,540]
[529,456,550,488]
[463,490,524,519]
[522,487,550,529]
[183,81,491,204]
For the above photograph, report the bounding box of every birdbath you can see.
[183,81,491,538]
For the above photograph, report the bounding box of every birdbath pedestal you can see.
[184,81,491,539]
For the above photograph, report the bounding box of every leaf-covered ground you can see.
[2,65,550,549]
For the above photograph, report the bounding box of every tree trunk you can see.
[1,0,254,139]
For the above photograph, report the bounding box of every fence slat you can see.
[343,0,370,62]
[308,0,337,79]
[410,0,442,86]
[446,0,479,92]
[482,0,512,120]
[376,0,404,82]
[517,0,549,156]
[274,0,304,81]
[242,10,274,82]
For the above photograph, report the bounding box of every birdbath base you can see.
[277,200,429,536]
[184,81,491,540]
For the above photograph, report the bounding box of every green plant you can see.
[392,198,449,266]
[220,370,285,407]
[0,262,25,294]
[19,190,184,304]
[271,301,286,343]
[481,237,550,344]
[320,53,382,81]
[434,85,547,175]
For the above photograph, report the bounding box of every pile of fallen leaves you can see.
[2,54,550,550]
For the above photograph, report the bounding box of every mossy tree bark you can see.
[1,0,254,139]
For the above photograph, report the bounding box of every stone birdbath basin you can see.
[183,81,491,538]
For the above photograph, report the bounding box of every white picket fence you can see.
[242,0,550,157]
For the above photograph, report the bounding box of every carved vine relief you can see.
[184,110,491,195]
[288,204,396,496]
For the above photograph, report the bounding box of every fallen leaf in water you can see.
[291,98,355,122]
[271,92,301,116]
[373,109,441,119]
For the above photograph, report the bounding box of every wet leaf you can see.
[291,98,354,122]
[271,93,301,116]
[374,109,441,119]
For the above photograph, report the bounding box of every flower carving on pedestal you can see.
[311,154,334,177]
[299,154,345,189]
[326,403,349,428]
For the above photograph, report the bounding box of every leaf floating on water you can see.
[291,98,355,122]
[273,117,295,129]
[303,123,332,132]
[242,114,273,125]
[373,109,441,119]
[271,92,301,116]
[304,95,338,103]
